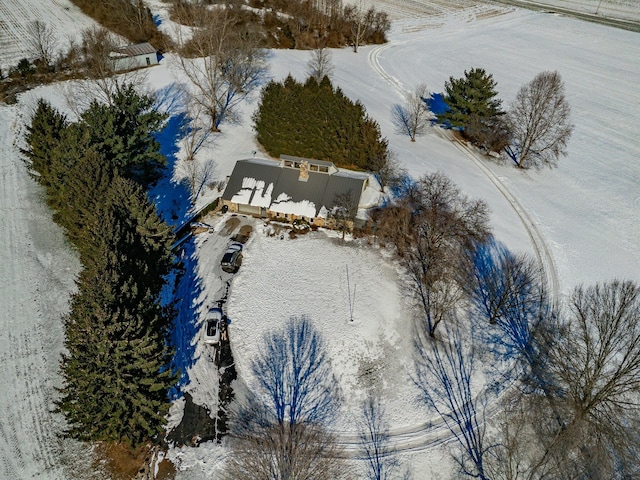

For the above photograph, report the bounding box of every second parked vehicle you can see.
[221,246,242,273]
[203,308,223,345]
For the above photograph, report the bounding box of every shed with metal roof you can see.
[110,42,158,71]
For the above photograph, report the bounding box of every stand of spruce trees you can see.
[22,85,178,447]
[253,75,388,170]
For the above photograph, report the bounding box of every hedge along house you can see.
[221,155,381,228]
[110,42,158,72]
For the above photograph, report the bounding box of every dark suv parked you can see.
[221,245,242,273]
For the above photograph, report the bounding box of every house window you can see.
[284,160,293,167]
[319,166,329,173]
[146,57,151,66]
[310,164,319,172]
[284,214,288,219]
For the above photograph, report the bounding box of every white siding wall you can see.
[113,54,158,72]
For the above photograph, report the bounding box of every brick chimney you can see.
[298,160,309,182]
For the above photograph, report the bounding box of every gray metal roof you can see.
[222,159,282,203]
[222,158,367,216]
[272,167,330,209]
[320,173,363,211]
[115,42,156,57]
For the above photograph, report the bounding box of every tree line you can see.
[21,86,178,452]
[253,74,390,172]
[371,173,640,479]
[69,0,168,50]
[169,0,390,51]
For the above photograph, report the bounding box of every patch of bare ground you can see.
[238,224,253,238]
[220,216,241,236]
[94,442,176,480]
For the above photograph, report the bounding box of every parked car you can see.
[203,308,222,345]
[221,250,242,273]
[221,243,243,273]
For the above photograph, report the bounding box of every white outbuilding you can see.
[110,42,158,72]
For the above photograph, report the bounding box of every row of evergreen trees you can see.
[22,86,178,446]
[253,75,389,171]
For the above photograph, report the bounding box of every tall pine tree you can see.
[20,99,83,199]
[80,84,167,185]
[55,151,115,264]
[57,176,177,446]
[437,67,502,129]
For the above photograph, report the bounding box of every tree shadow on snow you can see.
[149,112,191,229]
[167,238,204,400]
[147,104,203,401]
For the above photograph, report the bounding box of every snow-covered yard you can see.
[1,0,639,478]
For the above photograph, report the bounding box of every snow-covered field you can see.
[0,0,101,72]
[1,0,639,478]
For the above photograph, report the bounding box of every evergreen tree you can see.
[55,151,115,264]
[21,100,96,216]
[21,99,70,189]
[80,84,167,185]
[437,68,503,145]
[23,90,179,449]
[254,75,388,170]
[57,176,177,446]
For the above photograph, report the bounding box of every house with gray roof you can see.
[221,155,378,228]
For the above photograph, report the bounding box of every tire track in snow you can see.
[368,40,560,305]
[1,105,97,480]
[0,106,62,479]
[327,32,562,456]
[442,130,561,304]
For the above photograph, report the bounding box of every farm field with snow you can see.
[1,0,639,478]
[0,0,100,72]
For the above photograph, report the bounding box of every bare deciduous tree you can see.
[178,88,214,161]
[26,20,58,71]
[62,26,148,111]
[345,1,367,53]
[506,71,573,169]
[490,280,640,479]
[358,393,403,480]
[225,419,349,480]
[80,26,119,79]
[541,280,640,477]
[226,316,347,479]
[391,84,432,142]
[376,173,490,337]
[483,397,555,480]
[178,155,216,201]
[466,113,511,155]
[414,323,490,479]
[368,150,404,193]
[173,8,268,131]
[330,190,359,239]
[465,239,562,414]
[307,47,334,83]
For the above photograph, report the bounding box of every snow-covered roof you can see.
[222,158,373,218]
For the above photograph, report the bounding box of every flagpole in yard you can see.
[346,265,356,322]
[595,0,604,15]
